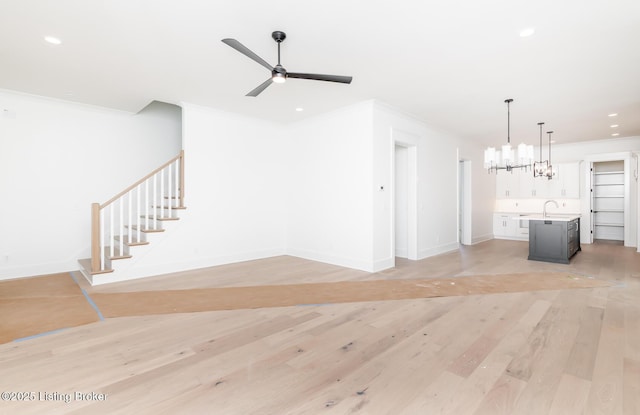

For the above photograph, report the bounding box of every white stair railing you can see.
[90,150,184,273]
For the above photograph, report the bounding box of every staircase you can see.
[78,150,185,285]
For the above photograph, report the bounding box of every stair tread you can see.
[153,205,187,210]
[125,225,165,233]
[114,236,150,246]
[141,215,180,221]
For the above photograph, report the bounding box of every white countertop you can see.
[515,214,581,222]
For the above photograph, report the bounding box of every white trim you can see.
[286,248,376,273]
[418,242,460,260]
[372,257,395,272]
[472,233,494,245]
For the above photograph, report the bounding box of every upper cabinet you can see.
[495,171,519,198]
[548,162,580,198]
[495,162,580,199]
[519,171,549,198]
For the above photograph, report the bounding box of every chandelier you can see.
[484,99,533,173]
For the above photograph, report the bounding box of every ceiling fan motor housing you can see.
[272,31,286,43]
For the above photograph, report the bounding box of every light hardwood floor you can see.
[1,239,639,414]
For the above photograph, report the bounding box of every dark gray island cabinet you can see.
[527,216,581,264]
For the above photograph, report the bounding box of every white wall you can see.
[537,136,640,163]
[0,90,182,279]
[372,102,488,269]
[284,101,375,271]
[110,103,288,280]
[457,137,497,244]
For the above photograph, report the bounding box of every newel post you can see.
[179,149,185,208]
[91,203,101,272]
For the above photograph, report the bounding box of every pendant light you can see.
[545,130,555,179]
[533,122,549,177]
[484,99,534,173]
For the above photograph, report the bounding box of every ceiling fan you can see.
[222,31,353,97]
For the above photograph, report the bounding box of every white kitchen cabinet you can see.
[493,213,529,240]
[496,162,580,199]
[493,213,518,238]
[495,171,520,198]
[548,162,580,198]
[519,172,550,198]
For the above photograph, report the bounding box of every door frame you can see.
[392,134,418,261]
[458,158,472,245]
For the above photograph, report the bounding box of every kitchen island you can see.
[518,214,581,264]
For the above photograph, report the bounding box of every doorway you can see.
[591,160,625,243]
[393,140,417,261]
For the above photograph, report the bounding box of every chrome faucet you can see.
[543,200,559,218]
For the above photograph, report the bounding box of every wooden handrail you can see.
[100,150,184,209]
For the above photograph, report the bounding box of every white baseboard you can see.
[418,242,459,260]
[471,233,494,245]
[372,257,394,272]
[493,235,528,241]
[285,247,375,273]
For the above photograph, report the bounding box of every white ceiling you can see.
[1,0,639,146]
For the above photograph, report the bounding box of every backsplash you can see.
[495,198,581,214]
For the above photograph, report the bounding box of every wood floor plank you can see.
[586,295,626,415]
[548,373,592,415]
[473,372,528,415]
[565,305,604,380]
[623,358,640,415]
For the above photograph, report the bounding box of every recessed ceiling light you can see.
[608,113,618,117]
[612,133,620,137]
[44,36,61,45]
[519,28,535,37]
[610,124,619,128]
[295,107,304,112]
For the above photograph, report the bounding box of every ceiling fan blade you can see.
[222,38,273,71]
[287,72,353,84]
[246,78,273,97]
